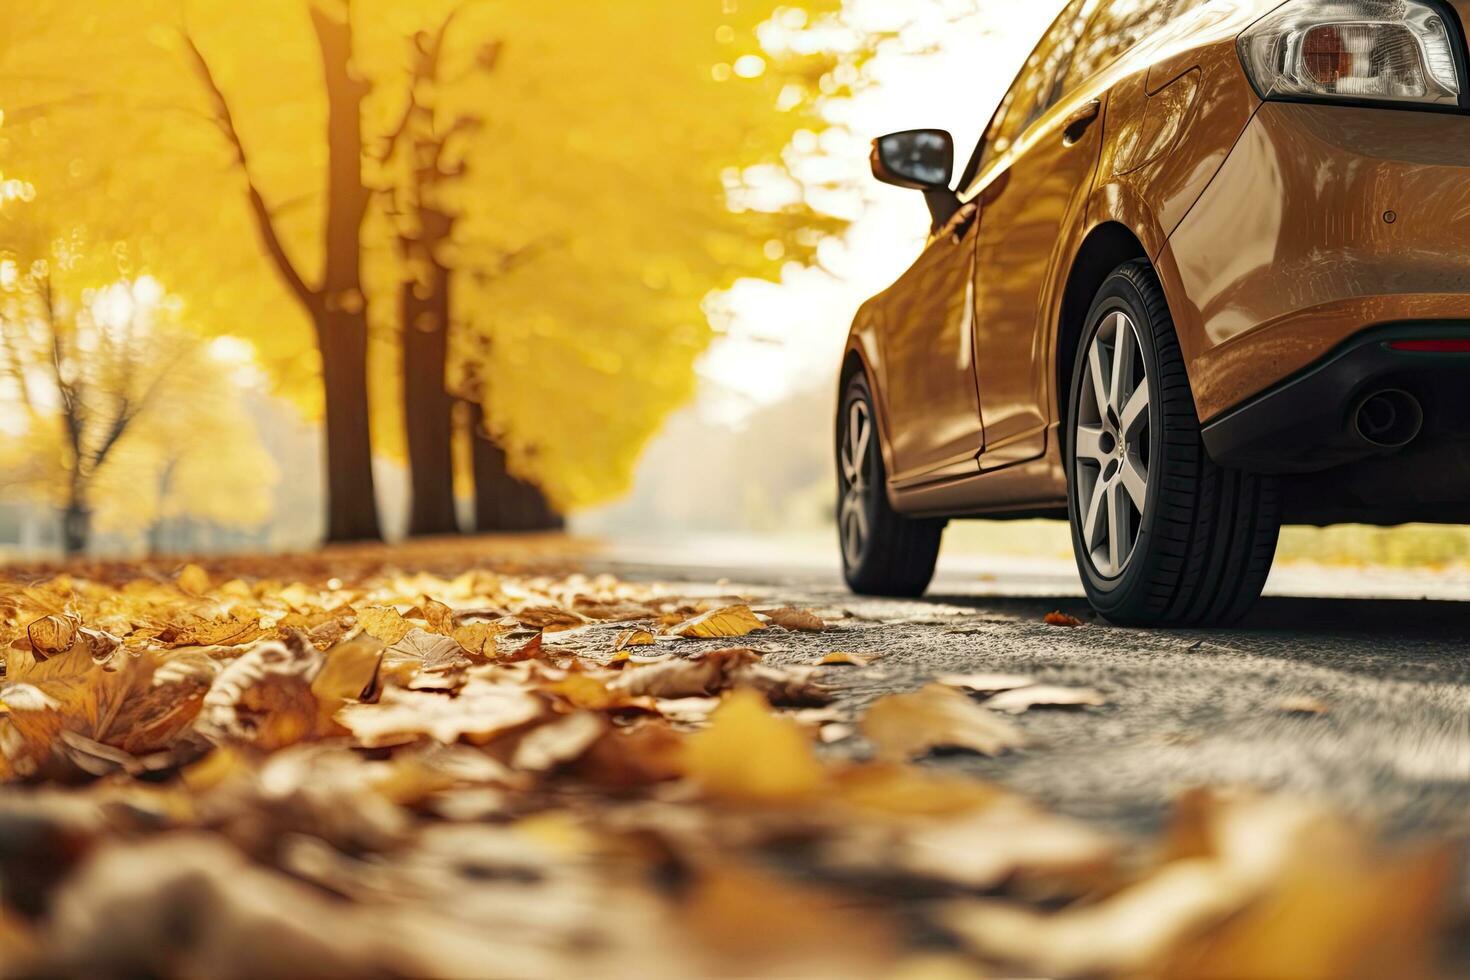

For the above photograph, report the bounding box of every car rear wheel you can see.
[1066,260,1281,626]
[838,371,944,597]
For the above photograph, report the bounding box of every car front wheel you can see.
[837,370,944,597]
[1065,260,1281,626]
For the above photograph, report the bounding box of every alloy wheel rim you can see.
[1074,310,1151,578]
[839,398,872,569]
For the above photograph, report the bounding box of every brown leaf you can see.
[335,679,545,748]
[762,606,826,632]
[381,629,470,691]
[311,638,383,712]
[106,649,219,755]
[0,643,155,780]
[514,606,586,631]
[1044,611,1086,628]
[356,606,413,645]
[937,673,1036,694]
[668,605,767,639]
[26,614,79,659]
[613,628,656,651]
[609,648,762,698]
[817,651,877,667]
[510,711,607,771]
[984,685,1106,715]
[1277,695,1330,716]
[154,613,263,649]
[863,684,1025,760]
[195,640,323,750]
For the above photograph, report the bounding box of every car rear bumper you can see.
[1165,100,1470,425]
[1202,323,1470,473]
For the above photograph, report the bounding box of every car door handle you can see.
[1062,100,1101,146]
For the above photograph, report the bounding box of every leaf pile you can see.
[0,552,1459,978]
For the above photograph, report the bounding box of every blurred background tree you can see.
[0,0,844,549]
[0,243,277,555]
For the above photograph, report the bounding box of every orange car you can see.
[837,0,1470,624]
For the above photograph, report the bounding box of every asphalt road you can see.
[589,547,1470,892]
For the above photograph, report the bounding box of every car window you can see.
[958,0,1091,191]
[1061,0,1180,94]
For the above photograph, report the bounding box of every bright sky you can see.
[695,0,1065,428]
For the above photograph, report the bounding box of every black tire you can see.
[837,371,944,597]
[1065,260,1281,626]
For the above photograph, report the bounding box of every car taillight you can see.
[1239,0,1464,108]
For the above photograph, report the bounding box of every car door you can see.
[963,0,1120,469]
[871,193,984,485]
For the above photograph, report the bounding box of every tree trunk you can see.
[62,502,90,557]
[317,309,381,542]
[402,263,459,536]
[313,6,381,543]
[466,402,563,533]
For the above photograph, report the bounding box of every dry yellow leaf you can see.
[668,605,767,639]
[863,684,1025,761]
[356,606,413,645]
[335,679,545,748]
[614,628,656,651]
[311,638,383,711]
[196,639,323,751]
[176,563,212,596]
[762,607,826,632]
[26,614,79,659]
[984,685,1106,715]
[818,651,877,667]
[609,648,761,698]
[683,690,825,802]
[1277,695,1330,716]
[937,673,1036,694]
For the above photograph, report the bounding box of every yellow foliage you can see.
[0,0,844,510]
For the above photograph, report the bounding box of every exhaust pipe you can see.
[1352,389,1423,449]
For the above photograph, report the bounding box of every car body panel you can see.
[1170,101,1470,421]
[853,221,984,487]
[965,81,1107,470]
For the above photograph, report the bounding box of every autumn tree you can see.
[0,247,277,555]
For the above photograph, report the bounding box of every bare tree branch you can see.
[179,31,320,312]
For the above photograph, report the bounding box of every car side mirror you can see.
[870,129,954,191]
[871,129,964,234]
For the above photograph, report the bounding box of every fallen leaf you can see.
[762,607,826,632]
[336,679,545,748]
[0,642,154,780]
[668,605,766,639]
[937,673,1036,694]
[514,606,586,631]
[1044,611,1085,628]
[817,651,877,667]
[176,563,211,596]
[1276,696,1330,716]
[684,690,825,801]
[609,648,762,698]
[863,684,1025,760]
[195,639,323,750]
[311,638,383,713]
[511,711,606,771]
[984,685,1106,715]
[26,614,79,659]
[356,606,413,645]
[613,629,656,651]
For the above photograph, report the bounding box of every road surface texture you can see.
[586,544,1470,916]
